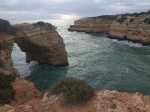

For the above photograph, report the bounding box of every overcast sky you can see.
[0,0,150,20]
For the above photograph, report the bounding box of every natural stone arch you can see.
[14,22,68,66]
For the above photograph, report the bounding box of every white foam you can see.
[28,60,38,68]
[112,39,143,48]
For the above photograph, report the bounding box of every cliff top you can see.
[84,9,150,20]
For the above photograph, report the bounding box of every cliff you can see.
[108,14,150,45]
[69,11,150,44]
[68,15,117,33]
[0,19,68,110]
[1,90,150,112]
[14,22,68,66]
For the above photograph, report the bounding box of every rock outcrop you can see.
[14,22,68,66]
[68,15,117,33]
[108,14,150,45]
[0,33,18,76]
[69,11,150,45]
[17,90,149,112]
[0,19,68,110]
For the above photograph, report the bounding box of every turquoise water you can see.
[11,20,150,95]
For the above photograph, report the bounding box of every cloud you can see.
[0,0,149,20]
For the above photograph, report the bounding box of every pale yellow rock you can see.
[109,14,150,44]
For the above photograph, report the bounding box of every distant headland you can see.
[68,10,150,45]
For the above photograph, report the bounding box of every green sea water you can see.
[11,20,150,95]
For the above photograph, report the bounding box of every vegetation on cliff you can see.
[93,15,118,20]
[49,78,94,104]
[0,58,4,67]
[0,73,15,104]
[33,21,56,30]
[116,16,127,23]
[0,19,16,35]
[144,18,150,24]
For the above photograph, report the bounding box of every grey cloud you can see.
[0,0,149,20]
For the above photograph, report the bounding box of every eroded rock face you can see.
[0,33,17,76]
[31,90,150,112]
[14,22,68,66]
[68,16,117,33]
[0,19,68,109]
[108,14,150,44]
[11,78,42,106]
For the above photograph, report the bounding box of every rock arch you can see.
[0,20,68,76]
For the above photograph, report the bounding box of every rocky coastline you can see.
[0,19,68,111]
[0,19,150,112]
[69,11,150,45]
[68,15,117,33]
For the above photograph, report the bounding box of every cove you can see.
[12,20,150,95]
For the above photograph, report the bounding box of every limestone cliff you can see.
[2,90,149,112]
[0,19,68,109]
[108,14,150,45]
[14,22,68,66]
[68,15,117,33]
[0,33,18,76]
[69,11,150,44]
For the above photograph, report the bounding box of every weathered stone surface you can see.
[68,16,116,33]
[108,14,150,44]
[1,90,150,112]
[69,11,150,45]
[0,104,15,112]
[0,20,68,111]
[11,78,42,106]
[14,22,68,66]
[31,90,150,112]
[0,33,18,76]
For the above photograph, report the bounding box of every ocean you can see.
[11,20,150,95]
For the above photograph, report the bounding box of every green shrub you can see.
[116,16,127,23]
[49,78,94,104]
[0,58,4,67]
[130,18,135,23]
[144,18,150,24]
[0,73,15,104]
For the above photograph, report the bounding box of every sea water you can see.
[11,20,150,95]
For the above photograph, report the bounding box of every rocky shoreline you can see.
[68,11,150,45]
[0,19,150,112]
[0,19,68,111]
[68,15,117,33]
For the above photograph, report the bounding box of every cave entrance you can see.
[11,43,38,78]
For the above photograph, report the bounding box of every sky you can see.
[0,0,150,20]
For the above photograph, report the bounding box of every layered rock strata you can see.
[0,20,68,110]
[69,11,150,44]
[108,14,150,45]
[68,15,117,33]
[14,22,68,66]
